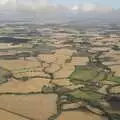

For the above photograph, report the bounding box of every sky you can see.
[50,0,120,9]
[19,0,120,9]
[0,0,120,10]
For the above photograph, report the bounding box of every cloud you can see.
[72,5,79,11]
[0,0,48,5]
[71,2,96,12]
[0,0,17,5]
[0,0,9,5]
[82,2,96,11]
[0,0,50,12]
[17,0,48,7]
[0,0,48,8]
[16,0,48,11]
[0,0,112,13]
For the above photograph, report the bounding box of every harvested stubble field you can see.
[0,94,57,120]
[0,109,29,120]
[56,110,108,120]
[109,85,120,94]
[0,78,50,93]
[71,56,89,66]
[0,60,40,70]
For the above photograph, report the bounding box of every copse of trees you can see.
[112,45,120,51]
[0,67,13,84]
[16,52,31,60]
[0,37,31,44]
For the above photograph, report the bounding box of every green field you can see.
[110,114,120,120]
[69,67,98,81]
[66,89,103,103]
[107,76,120,84]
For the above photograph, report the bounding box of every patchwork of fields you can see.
[0,24,119,120]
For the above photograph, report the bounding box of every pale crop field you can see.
[71,57,89,66]
[0,43,22,49]
[0,78,50,93]
[0,94,57,120]
[56,111,108,120]
[110,86,120,94]
[38,54,56,63]
[110,65,120,77]
[0,110,29,120]
[0,60,40,70]
[14,71,49,78]
[52,79,73,86]
[54,64,75,79]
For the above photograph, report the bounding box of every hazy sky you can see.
[50,0,120,8]
[19,0,120,9]
[0,0,120,9]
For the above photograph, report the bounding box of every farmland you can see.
[0,23,119,120]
